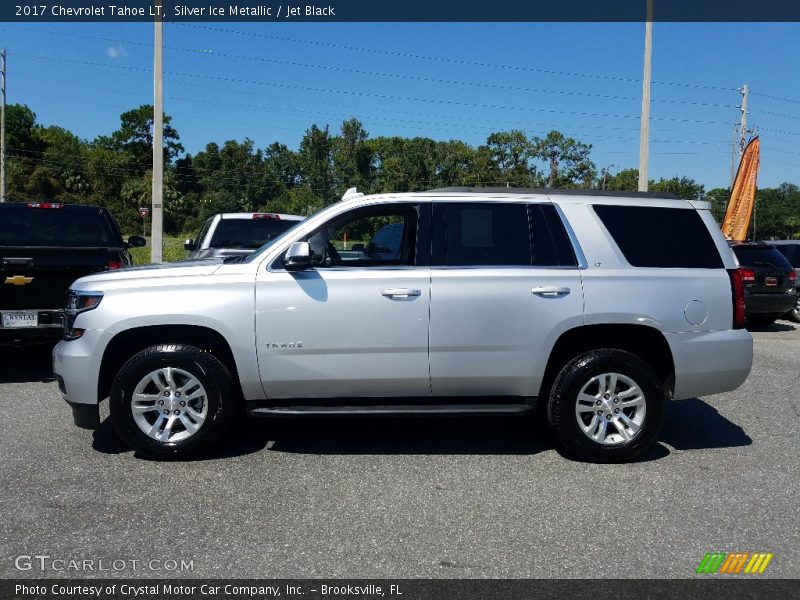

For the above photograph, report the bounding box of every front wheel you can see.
[109,344,235,459]
[547,349,665,463]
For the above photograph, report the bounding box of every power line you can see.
[19,86,732,152]
[177,23,740,93]
[9,52,736,127]
[750,91,800,105]
[32,74,707,136]
[4,26,738,110]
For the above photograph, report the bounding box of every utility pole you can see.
[739,84,749,156]
[729,122,738,189]
[151,11,163,263]
[1,49,6,203]
[637,0,653,192]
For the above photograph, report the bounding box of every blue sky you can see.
[1,22,798,189]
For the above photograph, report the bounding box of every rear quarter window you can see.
[593,205,723,269]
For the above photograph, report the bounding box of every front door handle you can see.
[531,286,571,297]
[382,288,422,299]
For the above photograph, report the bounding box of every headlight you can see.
[64,290,103,340]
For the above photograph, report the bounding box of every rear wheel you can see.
[784,297,800,323]
[547,349,665,463]
[110,344,235,459]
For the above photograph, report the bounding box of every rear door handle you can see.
[382,288,422,299]
[531,286,571,297]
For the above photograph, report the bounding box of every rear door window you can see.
[436,203,530,266]
[593,205,723,269]
[433,202,577,268]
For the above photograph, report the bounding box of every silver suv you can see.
[53,188,753,462]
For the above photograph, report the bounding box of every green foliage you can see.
[129,237,188,265]
[3,103,798,240]
[531,130,595,188]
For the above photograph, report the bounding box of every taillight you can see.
[728,269,746,330]
[107,260,124,270]
[27,202,63,209]
[790,270,797,283]
[253,213,280,220]
[740,268,756,285]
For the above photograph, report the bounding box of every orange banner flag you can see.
[722,137,760,241]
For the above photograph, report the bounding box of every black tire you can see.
[784,297,800,323]
[109,344,235,459]
[547,349,665,463]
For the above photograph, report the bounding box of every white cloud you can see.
[105,46,128,59]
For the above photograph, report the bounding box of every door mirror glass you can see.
[127,235,147,248]
[184,239,195,251]
[285,241,313,270]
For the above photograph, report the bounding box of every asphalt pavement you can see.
[0,322,797,579]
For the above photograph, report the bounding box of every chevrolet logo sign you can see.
[4,276,34,286]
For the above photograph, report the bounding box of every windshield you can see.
[209,218,300,249]
[0,208,118,247]
[240,218,309,262]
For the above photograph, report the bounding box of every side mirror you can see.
[127,236,147,248]
[184,239,196,251]
[284,241,313,270]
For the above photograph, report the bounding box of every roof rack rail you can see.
[427,186,679,200]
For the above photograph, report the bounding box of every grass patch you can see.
[130,236,188,265]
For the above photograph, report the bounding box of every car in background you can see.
[770,240,800,323]
[184,212,304,260]
[0,201,144,346]
[730,242,797,327]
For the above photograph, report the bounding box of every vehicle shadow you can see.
[93,397,752,462]
[0,344,55,383]
[260,414,553,457]
[661,397,752,450]
[747,321,797,332]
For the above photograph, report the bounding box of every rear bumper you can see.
[0,309,63,346]
[744,291,797,317]
[665,329,753,400]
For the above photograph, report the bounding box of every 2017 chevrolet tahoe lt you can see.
[53,188,753,462]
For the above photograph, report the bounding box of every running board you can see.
[248,404,535,418]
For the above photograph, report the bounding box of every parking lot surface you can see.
[1,323,798,579]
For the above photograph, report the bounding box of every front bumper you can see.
[52,330,104,428]
[665,329,753,400]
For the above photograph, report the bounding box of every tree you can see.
[109,105,183,169]
[651,176,704,200]
[531,130,595,188]
[298,124,334,203]
[332,118,374,196]
[604,168,640,192]
[484,130,539,187]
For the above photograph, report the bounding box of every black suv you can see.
[770,240,800,323]
[0,202,144,346]
[730,242,797,327]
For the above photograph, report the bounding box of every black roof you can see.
[427,187,679,200]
